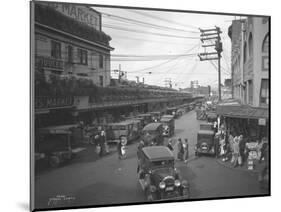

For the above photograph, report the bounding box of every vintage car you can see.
[206,112,217,123]
[176,108,185,117]
[150,111,162,122]
[141,123,164,146]
[195,123,215,156]
[160,115,175,137]
[37,125,77,168]
[137,113,153,126]
[106,120,138,143]
[137,146,190,201]
[166,107,178,119]
[125,118,142,139]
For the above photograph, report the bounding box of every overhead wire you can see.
[102,24,200,39]
[127,43,200,73]
[127,9,199,30]
[101,12,199,34]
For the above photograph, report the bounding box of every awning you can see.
[216,103,268,119]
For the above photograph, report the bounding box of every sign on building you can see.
[258,118,266,126]
[46,3,101,30]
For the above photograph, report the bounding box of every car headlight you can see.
[174,179,181,187]
[159,181,166,189]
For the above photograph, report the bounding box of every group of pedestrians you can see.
[217,129,269,170]
[174,138,189,163]
[217,131,246,167]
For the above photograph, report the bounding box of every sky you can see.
[92,6,238,90]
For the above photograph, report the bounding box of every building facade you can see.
[229,17,269,107]
[34,2,113,87]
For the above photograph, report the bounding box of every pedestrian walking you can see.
[232,136,240,167]
[259,137,268,163]
[99,130,106,157]
[238,134,245,165]
[184,138,189,163]
[177,138,184,161]
[167,139,174,151]
[117,139,122,160]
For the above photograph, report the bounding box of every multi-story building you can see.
[216,17,269,140]
[228,17,269,107]
[34,2,113,87]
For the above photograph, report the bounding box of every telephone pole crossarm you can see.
[198,26,223,101]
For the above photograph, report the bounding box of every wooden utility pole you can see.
[198,26,223,101]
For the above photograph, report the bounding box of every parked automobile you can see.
[37,125,77,168]
[125,118,142,139]
[107,120,138,143]
[160,115,175,137]
[141,123,164,146]
[166,107,178,119]
[137,146,190,201]
[206,112,217,123]
[137,114,153,126]
[150,111,162,122]
[195,123,215,156]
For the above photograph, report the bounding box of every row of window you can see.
[243,33,269,65]
[51,40,104,68]
[234,78,268,106]
[246,79,268,106]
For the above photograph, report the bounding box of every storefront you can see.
[216,101,269,141]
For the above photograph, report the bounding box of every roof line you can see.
[35,22,114,51]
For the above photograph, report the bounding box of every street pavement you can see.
[34,110,269,210]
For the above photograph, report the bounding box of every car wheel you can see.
[49,156,60,168]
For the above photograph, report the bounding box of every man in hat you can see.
[177,138,184,161]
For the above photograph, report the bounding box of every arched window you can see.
[243,42,247,64]
[262,33,269,53]
[248,33,253,57]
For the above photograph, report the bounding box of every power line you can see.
[127,43,200,73]
[103,24,200,39]
[127,9,199,30]
[102,12,199,34]
[110,34,197,45]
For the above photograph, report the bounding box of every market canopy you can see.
[216,103,268,119]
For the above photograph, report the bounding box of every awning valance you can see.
[216,104,268,119]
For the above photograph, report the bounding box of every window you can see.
[51,40,61,59]
[262,34,269,53]
[248,33,253,57]
[260,79,269,105]
[77,48,88,65]
[243,42,247,64]
[248,80,253,104]
[99,55,104,68]
[67,45,73,63]
[99,75,103,87]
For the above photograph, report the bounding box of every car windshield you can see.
[152,166,175,176]
[198,134,213,143]
[110,125,127,130]
[151,159,174,167]
[200,124,212,131]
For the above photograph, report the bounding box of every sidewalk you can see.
[216,157,266,173]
